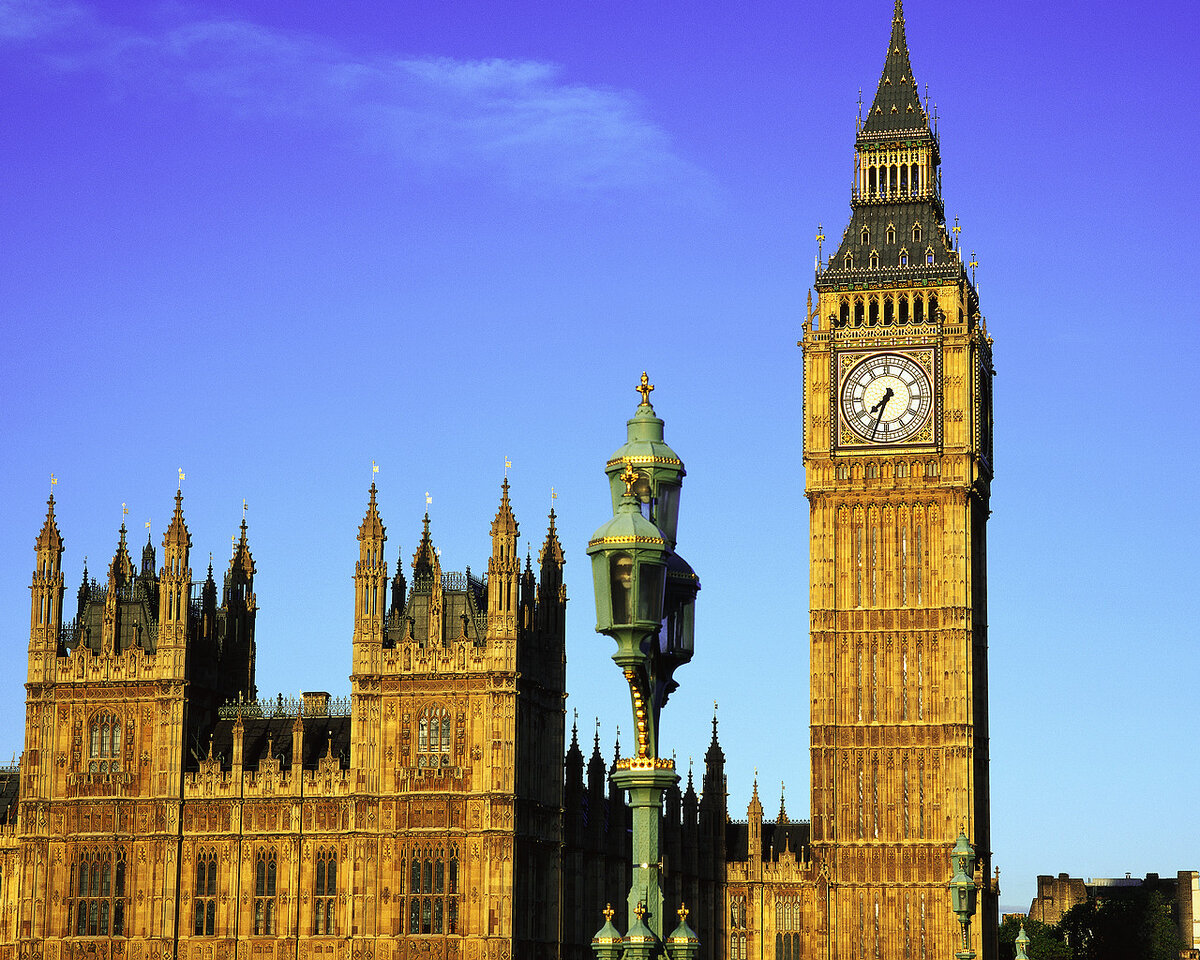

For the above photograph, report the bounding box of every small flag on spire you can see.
[145,519,152,536]
[178,468,185,488]
[425,491,432,506]
[504,457,512,477]
[242,499,248,521]
[122,502,129,518]
[50,474,57,491]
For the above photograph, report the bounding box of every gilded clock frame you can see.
[831,346,940,453]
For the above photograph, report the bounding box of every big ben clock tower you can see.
[802,2,997,958]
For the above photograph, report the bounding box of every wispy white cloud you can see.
[0,0,85,40]
[4,3,708,197]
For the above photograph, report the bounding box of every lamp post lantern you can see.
[587,375,700,957]
[949,831,979,960]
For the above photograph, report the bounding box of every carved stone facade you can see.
[0,480,567,960]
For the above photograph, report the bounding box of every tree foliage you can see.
[1000,890,1182,960]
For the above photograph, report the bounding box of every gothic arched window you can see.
[417,706,453,769]
[313,846,337,935]
[253,848,277,935]
[194,849,217,935]
[407,843,459,935]
[67,848,126,937]
[88,714,121,775]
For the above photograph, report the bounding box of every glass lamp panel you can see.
[610,554,634,625]
[654,483,679,544]
[590,554,613,630]
[637,562,665,623]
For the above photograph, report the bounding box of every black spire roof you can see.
[861,0,931,139]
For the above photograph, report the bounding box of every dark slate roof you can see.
[188,716,351,771]
[861,0,931,139]
[820,201,965,291]
[0,771,18,825]
[724,819,812,862]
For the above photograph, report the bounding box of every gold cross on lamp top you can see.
[620,459,638,495]
[636,371,654,405]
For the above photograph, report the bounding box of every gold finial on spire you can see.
[619,459,638,495]
[178,468,185,489]
[145,519,152,537]
[816,223,825,263]
[50,473,57,495]
[969,251,979,286]
[504,456,512,479]
[242,499,248,522]
[372,460,379,482]
[603,903,615,923]
[425,491,432,507]
[952,215,961,249]
[634,901,646,921]
[636,371,654,406]
[677,903,690,923]
[122,502,129,524]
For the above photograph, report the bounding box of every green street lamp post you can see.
[949,831,979,960]
[587,374,701,958]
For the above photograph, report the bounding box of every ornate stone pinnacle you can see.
[636,371,654,405]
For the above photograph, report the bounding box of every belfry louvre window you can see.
[418,706,453,768]
[66,849,126,936]
[88,714,121,774]
[194,850,217,935]
[313,846,338,934]
[407,843,459,935]
[253,848,278,935]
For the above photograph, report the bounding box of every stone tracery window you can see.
[194,849,217,935]
[407,843,459,935]
[313,846,338,935]
[88,713,121,774]
[730,894,748,959]
[66,848,126,937]
[776,897,801,960]
[417,705,453,769]
[253,848,278,935]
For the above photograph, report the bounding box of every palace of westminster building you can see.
[0,3,1000,958]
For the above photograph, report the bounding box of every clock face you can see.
[841,353,933,443]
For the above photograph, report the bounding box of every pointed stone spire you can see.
[390,544,408,614]
[748,776,763,819]
[162,489,191,562]
[231,518,255,581]
[587,719,607,795]
[412,512,438,583]
[772,782,791,858]
[140,531,156,577]
[486,478,520,639]
[108,523,134,589]
[358,483,386,542]
[30,495,66,666]
[565,711,584,794]
[537,507,566,638]
[35,495,63,556]
[861,0,930,136]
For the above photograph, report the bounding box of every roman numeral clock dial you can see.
[840,353,933,444]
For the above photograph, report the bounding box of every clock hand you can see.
[869,387,895,415]
[869,387,894,438]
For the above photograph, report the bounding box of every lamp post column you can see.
[611,762,679,938]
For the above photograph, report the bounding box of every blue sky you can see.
[2,0,1197,912]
